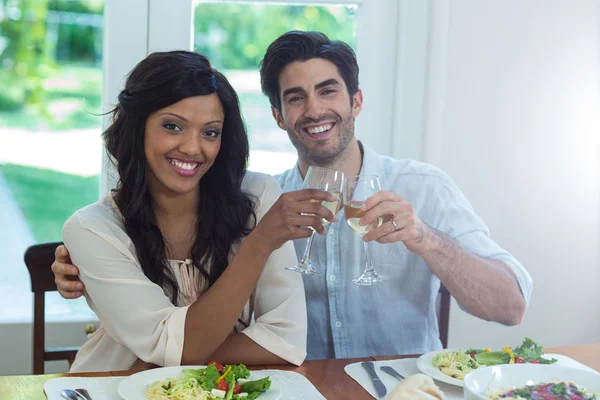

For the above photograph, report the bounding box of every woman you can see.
[62,51,335,372]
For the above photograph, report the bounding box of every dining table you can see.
[0,344,597,400]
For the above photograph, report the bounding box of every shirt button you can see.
[335,321,342,328]
[329,275,336,282]
[329,228,335,235]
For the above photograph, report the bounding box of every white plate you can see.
[416,349,466,387]
[117,365,281,400]
[463,364,600,400]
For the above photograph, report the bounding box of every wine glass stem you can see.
[299,230,317,265]
[363,240,374,272]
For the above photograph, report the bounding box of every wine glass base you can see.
[285,264,319,275]
[352,270,389,286]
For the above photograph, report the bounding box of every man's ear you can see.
[271,106,286,130]
[351,89,363,118]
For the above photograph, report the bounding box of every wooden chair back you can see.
[24,242,79,374]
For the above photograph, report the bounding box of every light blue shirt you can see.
[275,143,532,360]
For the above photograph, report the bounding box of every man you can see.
[52,31,532,360]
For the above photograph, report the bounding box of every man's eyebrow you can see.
[281,79,342,99]
[315,79,341,90]
[282,87,304,98]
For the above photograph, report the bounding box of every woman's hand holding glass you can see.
[252,187,337,255]
[285,166,344,274]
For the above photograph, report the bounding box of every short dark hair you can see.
[105,51,255,303]
[259,31,359,112]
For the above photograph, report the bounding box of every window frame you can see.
[102,0,434,193]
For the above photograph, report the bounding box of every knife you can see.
[361,361,387,397]
[380,365,405,381]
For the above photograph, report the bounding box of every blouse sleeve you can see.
[62,209,188,367]
[240,175,308,366]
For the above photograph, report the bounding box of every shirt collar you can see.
[357,141,380,178]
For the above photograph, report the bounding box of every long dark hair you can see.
[104,51,255,303]
[260,30,359,112]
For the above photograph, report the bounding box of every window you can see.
[192,2,358,175]
[0,0,103,322]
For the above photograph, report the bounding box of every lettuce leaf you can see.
[182,365,220,391]
[474,351,511,366]
[226,364,251,380]
[240,377,271,393]
[513,337,557,364]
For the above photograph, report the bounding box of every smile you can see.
[303,123,335,136]
[167,158,200,176]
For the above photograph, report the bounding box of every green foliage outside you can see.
[193,3,357,70]
[0,163,99,242]
[0,1,356,123]
[0,64,102,130]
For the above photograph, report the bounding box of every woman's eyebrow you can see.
[158,112,188,122]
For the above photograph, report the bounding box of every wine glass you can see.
[286,166,344,275]
[343,174,389,285]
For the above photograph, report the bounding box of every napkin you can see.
[344,358,464,400]
[44,376,124,400]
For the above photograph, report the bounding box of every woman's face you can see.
[144,94,224,197]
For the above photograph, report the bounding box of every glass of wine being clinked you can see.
[286,166,344,275]
[343,174,389,285]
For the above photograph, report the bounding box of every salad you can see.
[432,337,558,380]
[487,381,598,400]
[144,361,271,400]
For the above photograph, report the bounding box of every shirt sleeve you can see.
[428,172,533,306]
[62,212,188,367]
[240,175,308,366]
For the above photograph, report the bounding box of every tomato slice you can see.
[208,360,225,374]
[217,380,228,391]
[528,359,540,364]
[469,351,476,358]
[233,384,242,394]
[515,356,525,363]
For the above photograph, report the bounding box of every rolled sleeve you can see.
[431,173,532,306]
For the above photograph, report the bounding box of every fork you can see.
[75,388,93,400]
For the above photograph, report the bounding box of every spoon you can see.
[60,389,81,400]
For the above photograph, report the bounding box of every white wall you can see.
[434,0,600,349]
[0,322,93,375]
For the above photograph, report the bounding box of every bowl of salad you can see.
[463,364,600,400]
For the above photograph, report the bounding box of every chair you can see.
[438,284,451,348]
[24,241,79,374]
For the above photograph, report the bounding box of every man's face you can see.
[272,58,363,165]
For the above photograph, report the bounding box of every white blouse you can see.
[62,172,307,372]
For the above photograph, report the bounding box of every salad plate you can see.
[416,338,561,388]
[416,349,466,387]
[118,365,281,400]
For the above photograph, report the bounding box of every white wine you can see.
[344,200,382,235]
[320,189,341,226]
[303,189,342,227]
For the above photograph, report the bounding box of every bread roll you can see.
[387,374,444,400]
